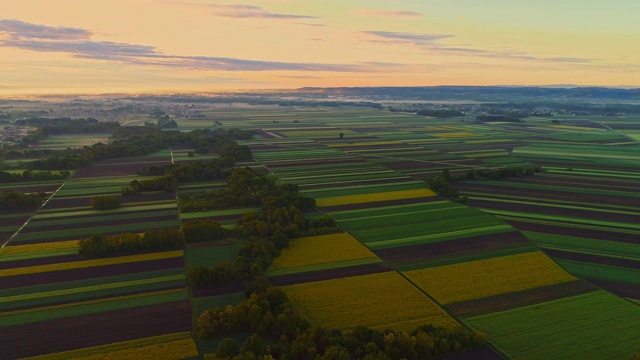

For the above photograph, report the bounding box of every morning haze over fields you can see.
[1,1,640,360]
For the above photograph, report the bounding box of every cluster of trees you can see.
[428,170,467,203]
[180,168,315,212]
[460,166,540,181]
[79,228,185,257]
[138,157,236,183]
[198,284,487,360]
[122,175,177,194]
[0,170,71,183]
[186,169,338,286]
[79,220,229,257]
[89,195,121,210]
[7,126,252,171]
[429,166,540,202]
[0,190,48,210]
[188,211,338,286]
[144,114,178,128]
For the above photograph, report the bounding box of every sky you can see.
[1,0,639,95]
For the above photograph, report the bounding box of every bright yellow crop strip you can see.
[550,125,595,131]
[73,339,198,360]
[271,233,377,269]
[1,288,184,317]
[0,250,183,277]
[404,251,575,305]
[25,332,193,360]
[0,240,79,256]
[284,272,459,332]
[316,189,436,207]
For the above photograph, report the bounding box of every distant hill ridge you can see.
[294,86,640,101]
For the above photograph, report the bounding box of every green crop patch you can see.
[466,291,640,360]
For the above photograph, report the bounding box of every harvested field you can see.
[447,280,598,317]
[375,231,531,266]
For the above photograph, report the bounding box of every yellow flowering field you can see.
[0,240,79,256]
[271,233,377,269]
[283,271,459,332]
[405,251,575,305]
[316,188,436,207]
[27,332,197,360]
[0,250,183,277]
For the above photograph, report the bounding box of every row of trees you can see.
[198,284,487,360]
[429,166,540,202]
[180,168,315,212]
[78,220,227,257]
[79,228,185,257]
[89,195,121,210]
[186,169,339,286]
[0,190,48,210]
[5,126,253,171]
[15,117,120,135]
[0,170,71,183]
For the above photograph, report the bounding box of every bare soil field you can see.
[447,280,598,318]
[0,300,192,359]
[0,257,184,289]
[375,231,530,266]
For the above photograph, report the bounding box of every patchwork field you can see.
[0,154,192,359]
[3,104,640,359]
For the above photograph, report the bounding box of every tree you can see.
[339,132,344,138]
[89,195,121,210]
[216,338,241,358]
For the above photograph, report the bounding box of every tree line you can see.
[428,166,540,202]
[78,219,226,257]
[0,190,48,210]
[0,170,71,183]
[3,126,253,171]
[186,168,339,285]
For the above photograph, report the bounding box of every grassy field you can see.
[466,291,640,360]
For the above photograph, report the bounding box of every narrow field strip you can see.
[316,188,436,208]
[0,274,185,304]
[33,203,177,219]
[23,332,191,360]
[0,240,79,256]
[13,220,182,242]
[0,268,183,299]
[0,289,187,328]
[0,250,183,277]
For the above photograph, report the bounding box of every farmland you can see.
[0,96,639,359]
